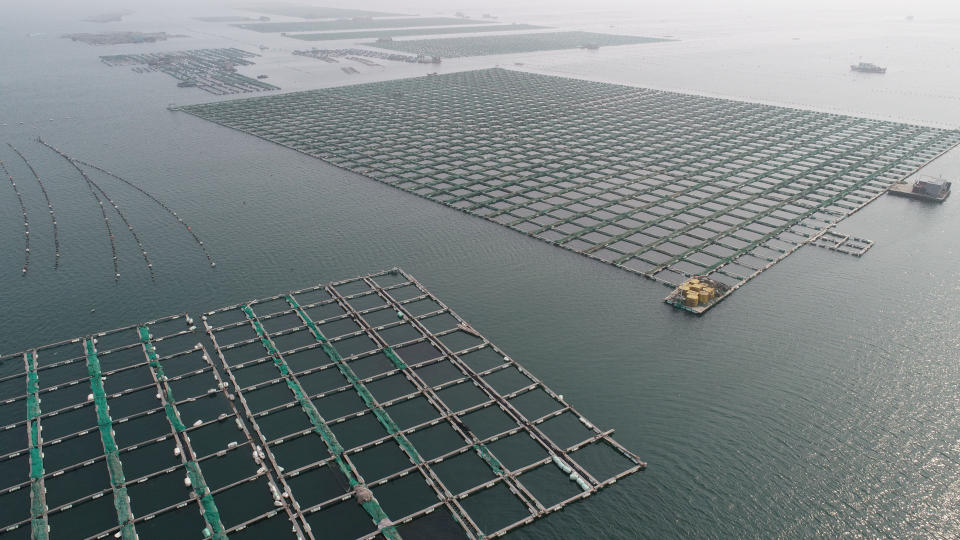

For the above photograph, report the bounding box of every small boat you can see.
[888,177,951,202]
[850,62,886,73]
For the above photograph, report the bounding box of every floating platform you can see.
[664,276,729,314]
[887,178,951,202]
[175,68,960,314]
[0,268,644,539]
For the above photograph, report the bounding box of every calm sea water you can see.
[1,2,958,538]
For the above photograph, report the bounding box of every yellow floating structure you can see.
[667,276,724,313]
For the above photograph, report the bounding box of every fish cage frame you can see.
[0,316,297,539]
[175,69,960,313]
[0,268,645,539]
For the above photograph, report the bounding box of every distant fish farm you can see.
[176,69,960,313]
[288,24,548,42]
[363,31,671,58]
[62,32,182,46]
[239,5,405,19]
[0,268,644,539]
[234,17,499,34]
[100,49,279,96]
[293,48,436,65]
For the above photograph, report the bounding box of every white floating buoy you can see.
[184,476,192,487]
[174,447,181,456]
[87,393,94,401]
[193,419,203,427]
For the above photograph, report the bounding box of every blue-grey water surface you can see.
[1,2,959,538]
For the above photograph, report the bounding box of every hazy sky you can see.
[12,0,960,17]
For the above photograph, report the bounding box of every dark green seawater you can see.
[1,3,959,538]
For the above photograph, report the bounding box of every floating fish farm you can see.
[241,6,404,19]
[234,18,497,34]
[176,68,960,312]
[289,24,547,42]
[100,49,278,96]
[364,32,670,57]
[0,268,645,539]
[293,49,428,65]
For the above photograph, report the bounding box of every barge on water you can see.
[888,177,951,202]
[665,276,730,314]
[851,61,886,73]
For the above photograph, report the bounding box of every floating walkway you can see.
[38,138,122,279]
[0,268,645,539]
[8,143,60,268]
[177,68,960,314]
[72,158,216,267]
[0,159,30,274]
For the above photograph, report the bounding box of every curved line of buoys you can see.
[8,143,60,268]
[73,159,215,268]
[0,159,30,275]
[38,138,123,281]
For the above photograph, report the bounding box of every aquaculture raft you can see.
[362,31,670,58]
[0,268,645,539]
[176,68,960,314]
[100,48,278,96]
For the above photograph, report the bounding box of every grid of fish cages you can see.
[810,229,874,257]
[288,24,547,42]
[0,315,292,539]
[201,267,645,539]
[100,49,278,96]
[240,6,404,19]
[234,18,498,34]
[362,31,670,57]
[0,268,645,539]
[176,68,960,312]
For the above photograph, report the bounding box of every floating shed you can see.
[176,68,960,314]
[0,268,644,539]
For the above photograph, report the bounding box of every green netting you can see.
[26,352,49,539]
[395,434,423,464]
[106,452,126,485]
[27,395,40,422]
[113,487,136,539]
[474,444,505,476]
[29,448,44,478]
[284,297,424,465]
[382,347,408,370]
[242,305,279,354]
[334,456,359,486]
[320,342,343,364]
[86,339,138,536]
[165,402,187,431]
[138,326,150,343]
[185,461,227,537]
[26,369,39,397]
[373,408,399,434]
[360,499,390,523]
[29,418,40,448]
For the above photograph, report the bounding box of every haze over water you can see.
[1,0,959,537]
